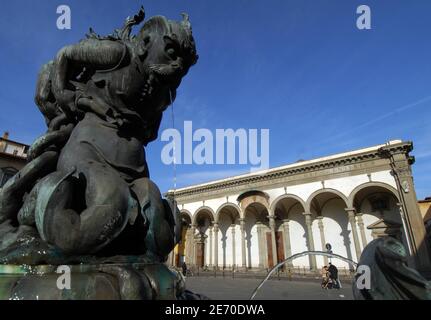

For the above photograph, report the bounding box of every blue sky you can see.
[1,0,431,198]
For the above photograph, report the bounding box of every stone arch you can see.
[305,188,349,214]
[348,182,399,209]
[193,206,216,268]
[306,189,353,266]
[237,190,270,213]
[0,167,18,187]
[180,209,193,226]
[176,209,193,267]
[215,202,242,223]
[242,201,270,269]
[216,203,242,269]
[193,206,216,225]
[243,202,269,221]
[348,181,402,247]
[270,194,306,218]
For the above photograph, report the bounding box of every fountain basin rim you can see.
[0,262,168,275]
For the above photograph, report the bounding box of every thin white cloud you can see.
[415,150,431,159]
[324,95,431,143]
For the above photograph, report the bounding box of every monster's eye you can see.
[166,47,177,59]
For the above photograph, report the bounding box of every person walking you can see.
[328,263,340,289]
[182,261,188,277]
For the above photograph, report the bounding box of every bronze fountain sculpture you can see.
[1,5,429,301]
[0,6,202,300]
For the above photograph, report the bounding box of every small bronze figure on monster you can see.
[0,6,198,264]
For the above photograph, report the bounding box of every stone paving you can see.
[185,276,354,300]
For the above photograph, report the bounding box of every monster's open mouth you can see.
[149,64,182,85]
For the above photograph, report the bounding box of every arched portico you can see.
[271,194,307,268]
[238,190,270,216]
[215,202,242,222]
[216,203,241,269]
[306,188,349,213]
[180,209,193,225]
[348,182,404,250]
[172,210,193,267]
[243,202,270,269]
[193,206,216,225]
[0,167,18,187]
[348,182,399,208]
[306,189,357,268]
[168,141,430,272]
[192,207,215,267]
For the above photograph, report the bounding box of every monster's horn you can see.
[180,12,192,32]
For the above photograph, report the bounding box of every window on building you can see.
[0,167,18,187]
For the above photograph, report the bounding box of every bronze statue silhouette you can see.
[0,6,198,264]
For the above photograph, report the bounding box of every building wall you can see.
[419,200,431,222]
[0,157,26,170]
[177,170,401,269]
[0,134,29,187]
[169,141,430,272]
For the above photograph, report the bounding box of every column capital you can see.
[304,213,313,225]
[282,219,290,224]
[268,216,276,229]
[345,208,357,219]
[317,217,324,229]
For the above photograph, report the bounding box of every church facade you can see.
[166,140,430,272]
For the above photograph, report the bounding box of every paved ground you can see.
[185,276,354,300]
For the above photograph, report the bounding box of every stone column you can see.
[304,213,317,270]
[213,222,219,270]
[256,221,265,268]
[356,213,368,249]
[282,219,293,266]
[346,208,362,260]
[231,225,236,268]
[183,227,190,264]
[268,215,278,266]
[240,218,247,269]
[317,216,328,266]
[209,226,213,267]
[190,224,196,266]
